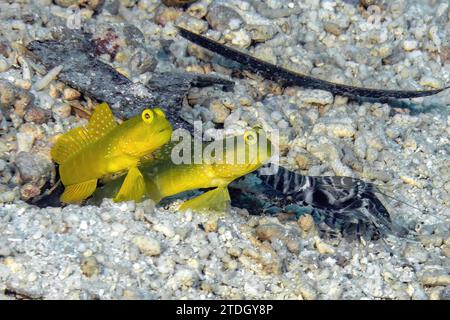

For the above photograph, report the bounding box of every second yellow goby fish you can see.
[92,128,273,212]
[51,102,172,203]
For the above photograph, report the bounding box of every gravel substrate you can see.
[0,0,449,299]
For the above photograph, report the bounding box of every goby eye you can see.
[244,130,257,145]
[142,109,154,123]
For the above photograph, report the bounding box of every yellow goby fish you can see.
[93,128,273,212]
[51,102,173,203]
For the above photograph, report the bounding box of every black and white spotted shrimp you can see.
[255,165,414,241]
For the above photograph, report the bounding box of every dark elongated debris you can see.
[26,29,233,133]
[178,27,449,99]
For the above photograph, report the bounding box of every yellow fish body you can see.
[51,103,173,203]
[93,129,273,212]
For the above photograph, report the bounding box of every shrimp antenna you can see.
[375,187,448,227]
[372,183,450,228]
[373,187,426,213]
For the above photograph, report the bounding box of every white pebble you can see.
[436,3,448,18]
[133,236,161,256]
[16,132,35,152]
[111,222,127,235]
[0,159,6,171]
[276,119,288,129]
[419,76,443,89]
[0,55,10,72]
[402,39,418,51]
[27,272,38,282]
[18,56,32,80]
[173,269,198,288]
[32,231,42,240]
[421,273,450,287]
[229,18,243,30]
[184,210,193,222]
[244,280,264,297]
[8,77,31,90]
[79,220,88,230]
[326,123,356,138]
[34,65,63,91]
[428,26,441,47]
[156,257,175,274]
[330,159,353,177]
[315,238,335,254]
[299,90,334,105]
[153,223,175,238]
[271,111,283,122]
[52,103,72,118]
[0,191,16,203]
[225,30,251,48]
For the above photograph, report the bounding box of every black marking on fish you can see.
[178,27,449,99]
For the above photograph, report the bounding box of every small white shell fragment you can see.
[0,55,10,72]
[153,223,176,238]
[18,56,32,80]
[419,76,443,89]
[315,238,335,254]
[402,39,418,51]
[16,132,35,152]
[63,87,81,101]
[428,26,441,47]
[5,76,32,90]
[34,65,63,91]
